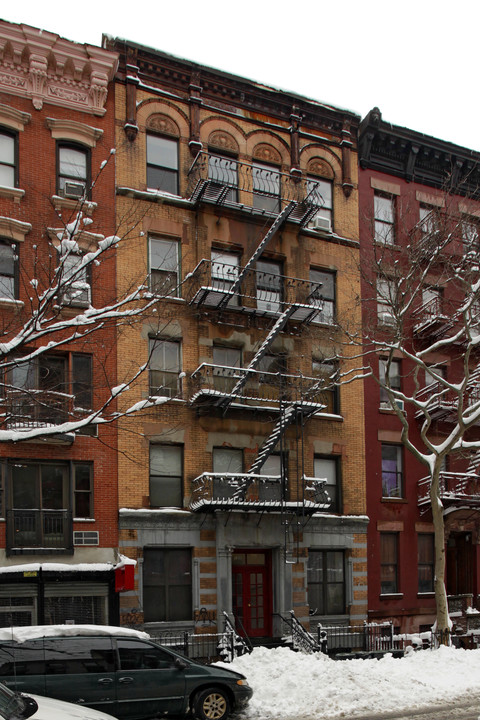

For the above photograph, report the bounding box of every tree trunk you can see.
[430,467,449,643]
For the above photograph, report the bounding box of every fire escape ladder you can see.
[249,404,299,476]
[216,201,297,311]
[219,304,300,412]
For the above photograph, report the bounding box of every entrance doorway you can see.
[232,550,272,637]
[446,532,474,596]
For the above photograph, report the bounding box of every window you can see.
[208,153,238,202]
[118,639,175,670]
[213,447,243,474]
[212,345,242,393]
[380,533,399,594]
[462,217,480,248]
[376,277,395,325]
[381,444,403,498]
[60,252,91,307]
[374,193,395,244]
[312,359,339,414]
[146,134,178,194]
[0,240,17,300]
[149,444,183,507]
[309,268,336,324]
[257,354,287,386]
[57,144,89,198]
[419,204,438,235]
[308,177,333,230]
[149,339,181,397]
[418,533,434,593]
[0,130,16,187]
[143,547,192,622]
[6,353,92,427]
[6,461,80,552]
[307,550,345,616]
[211,250,240,305]
[149,237,180,297]
[314,456,340,513]
[422,285,442,318]
[73,464,93,518]
[253,161,280,213]
[379,358,401,406]
[256,259,283,313]
[43,637,114,674]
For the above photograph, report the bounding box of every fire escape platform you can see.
[418,472,480,510]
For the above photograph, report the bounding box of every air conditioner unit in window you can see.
[311,216,332,232]
[63,181,85,199]
[395,399,405,412]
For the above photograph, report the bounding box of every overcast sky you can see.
[2,0,479,151]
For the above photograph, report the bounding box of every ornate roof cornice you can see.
[359,107,480,198]
[0,20,118,116]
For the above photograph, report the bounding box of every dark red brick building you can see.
[0,20,122,624]
[359,108,480,634]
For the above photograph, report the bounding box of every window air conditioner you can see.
[63,181,85,199]
[311,216,332,232]
[395,399,405,412]
[379,312,395,326]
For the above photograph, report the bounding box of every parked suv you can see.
[0,626,252,720]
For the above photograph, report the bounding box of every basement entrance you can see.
[232,549,272,637]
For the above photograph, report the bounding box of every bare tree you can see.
[0,156,173,442]
[347,196,480,638]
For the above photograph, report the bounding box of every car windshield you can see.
[0,683,31,720]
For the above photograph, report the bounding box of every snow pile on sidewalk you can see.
[219,645,480,719]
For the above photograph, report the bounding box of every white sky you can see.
[2,0,480,152]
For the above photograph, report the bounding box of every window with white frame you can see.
[0,240,17,300]
[0,129,16,187]
[60,252,91,307]
[149,444,183,507]
[308,177,333,231]
[252,161,280,213]
[58,144,89,198]
[256,259,283,313]
[374,193,395,244]
[314,456,340,513]
[149,236,180,297]
[309,268,336,324]
[379,358,401,407]
[146,134,178,194]
[149,338,181,397]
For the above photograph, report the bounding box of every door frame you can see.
[231,548,273,638]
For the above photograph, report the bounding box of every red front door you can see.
[232,550,272,637]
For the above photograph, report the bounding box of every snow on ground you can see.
[219,645,480,719]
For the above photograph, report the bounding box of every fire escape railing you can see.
[413,296,453,337]
[1,389,86,430]
[187,152,323,226]
[418,472,480,509]
[415,381,480,424]
[6,509,73,554]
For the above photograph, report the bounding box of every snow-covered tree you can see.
[0,158,170,442]
[353,197,480,638]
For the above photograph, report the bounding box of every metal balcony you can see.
[415,381,480,425]
[413,296,453,339]
[418,472,480,510]
[6,509,73,555]
[187,152,322,226]
[189,472,330,512]
[1,389,90,440]
[184,260,328,327]
[189,364,327,413]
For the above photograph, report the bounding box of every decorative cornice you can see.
[359,107,480,198]
[0,21,118,116]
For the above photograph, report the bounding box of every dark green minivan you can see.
[0,626,252,720]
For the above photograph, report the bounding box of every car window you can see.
[43,638,114,674]
[117,639,175,670]
[0,641,46,676]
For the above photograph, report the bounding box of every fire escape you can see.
[184,153,332,531]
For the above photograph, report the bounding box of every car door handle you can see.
[98,678,114,685]
[119,677,134,684]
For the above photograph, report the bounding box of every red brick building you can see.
[359,108,480,634]
[0,20,122,624]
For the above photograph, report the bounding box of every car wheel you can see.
[193,688,230,720]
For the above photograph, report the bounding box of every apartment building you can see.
[0,21,122,624]
[359,108,480,633]
[106,37,368,640]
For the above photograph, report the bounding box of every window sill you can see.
[51,195,97,216]
[0,298,23,310]
[379,593,403,599]
[0,186,25,203]
[73,517,95,522]
[381,497,407,503]
[417,592,435,598]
